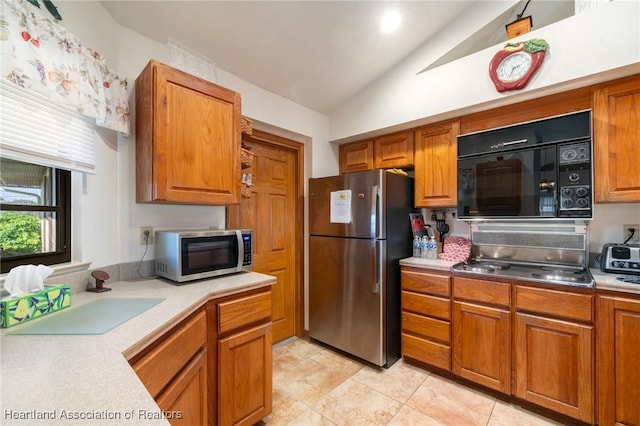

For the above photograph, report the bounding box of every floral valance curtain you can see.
[0,0,130,135]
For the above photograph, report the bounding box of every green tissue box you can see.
[0,284,71,328]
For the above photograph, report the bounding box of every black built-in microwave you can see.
[456,110,592,220]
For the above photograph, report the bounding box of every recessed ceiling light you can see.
[380,10,401,34]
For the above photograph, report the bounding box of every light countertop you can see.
[0,271,276,425]
[400,257,640,295]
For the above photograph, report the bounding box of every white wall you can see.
[20,1,640,270]
[328,0,640,254]
[330,0,640,142]
[53,1,334,268]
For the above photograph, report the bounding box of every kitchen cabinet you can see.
[130,287,272,426]
[338,131,414,174]
[373,131,414,169]
[211,289,273,426]
[514,286,594,424]
[414,119,460,208]
[400,267,452,371]
[597,292,640,426]
[339,140,374,174]
[593,74,640,203]
[452,277,511,394]
[135,60,241,205]
[131,309,208,426]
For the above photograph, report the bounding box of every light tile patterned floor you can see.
[260,338,564,426]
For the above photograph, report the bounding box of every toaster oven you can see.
[600,243,640,275]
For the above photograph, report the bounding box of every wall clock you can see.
[489,38,549,92]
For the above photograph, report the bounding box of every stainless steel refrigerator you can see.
[308,170,416,368]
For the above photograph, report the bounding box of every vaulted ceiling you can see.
[101,0,574,115]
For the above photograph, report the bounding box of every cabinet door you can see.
[374,131,414,169]
[414,120,459,208]
[514,313,594,423]
[218,324,272,426]
[339,140,374,174]
[136,60,241,205]
[156,350,208,426]
[597,295,640,426]
[593,75,640,202]
[452,301,511,393]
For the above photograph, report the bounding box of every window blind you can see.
[0,79,96,173]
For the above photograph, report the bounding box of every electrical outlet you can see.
[140,226,154,245]
[623,224,639,243]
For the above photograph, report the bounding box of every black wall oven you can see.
[457,110,592,220]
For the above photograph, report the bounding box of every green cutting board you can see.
[8,298,165,335]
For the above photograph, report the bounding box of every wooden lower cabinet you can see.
[400,267,452,370]
[452,277,511,394]
[156,349,208,426]
[130,287,273,426]
[218,324,272,426]
[453,301,511,393]
[131,310,209,426]
[514,313,594,423]
[214,289,273,426]
[514,286,594,424]
[597,293,640,426]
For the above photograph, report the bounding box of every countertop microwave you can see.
[155,229,253,282]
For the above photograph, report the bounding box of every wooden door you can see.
[593,74,640,203]
[156,349,208,426]
[597,294,640,426]
[339,140,374,174]
[218,324,272,426]
[228,130,303,343]
[452,301,511,393]
[514,312,594,423]
[414,120,459,208]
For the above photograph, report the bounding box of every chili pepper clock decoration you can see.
[489,38,549,92]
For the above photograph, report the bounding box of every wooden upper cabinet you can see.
[593,74,640,203]
[414,119,460,208]
[339,140,373,174]
[135,60,241,205]
[373,131,414,169]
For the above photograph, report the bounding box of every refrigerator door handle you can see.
[374,240,384,294]
[371,185,379,238]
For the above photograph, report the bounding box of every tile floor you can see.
[260,337,563,426]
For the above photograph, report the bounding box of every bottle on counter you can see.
[413,236,422,258]
[427,236,438,259]
[420,236,429,259]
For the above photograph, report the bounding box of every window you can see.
[0,158,71,273]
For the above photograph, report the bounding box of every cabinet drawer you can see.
[132,309,207,398]
[515,286,593,322]
[402,333,451,371]
[218,291,272,334]
[453,277,511,307]
[401,268,451,296]
[402,291,450,320]
[402,311,450,344]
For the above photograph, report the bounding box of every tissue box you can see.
[0,284,71,328]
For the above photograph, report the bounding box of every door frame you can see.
[227,129,305,339]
